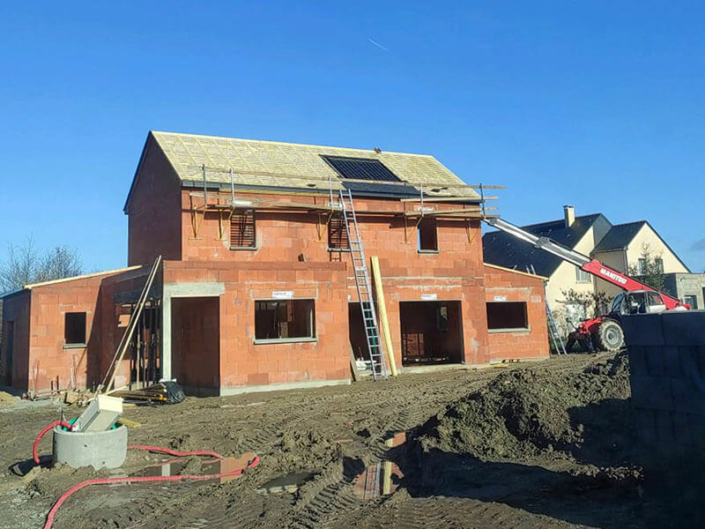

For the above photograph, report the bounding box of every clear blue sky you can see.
[1,1,704,272]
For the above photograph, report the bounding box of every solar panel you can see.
[321,155,402,182]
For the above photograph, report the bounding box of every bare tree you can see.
[0,237,84,292]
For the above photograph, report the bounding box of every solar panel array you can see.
[321,155,402,182]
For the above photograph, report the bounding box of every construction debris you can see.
[73,395,123,432]
[110,381,185,405]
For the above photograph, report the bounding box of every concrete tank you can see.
[53,424,128,470]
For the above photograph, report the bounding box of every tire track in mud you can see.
[21,354,614,529]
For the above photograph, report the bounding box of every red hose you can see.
[43,454,260,529]
[32,422,260,529]
[32,421,74,464]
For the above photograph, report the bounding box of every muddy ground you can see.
[0,352,660,529]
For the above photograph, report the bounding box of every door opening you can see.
[400,301,463,366]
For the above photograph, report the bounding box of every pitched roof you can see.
[593,221,646,252]
[482,214,604,277]
[594,220,691,272]
[149,131,479,199]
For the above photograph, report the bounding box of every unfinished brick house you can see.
[0,132,549,395]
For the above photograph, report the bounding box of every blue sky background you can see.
[1,1,704,272]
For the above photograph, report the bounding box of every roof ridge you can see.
[609,220,647,228]
[520,212,602,229]
[151,130,436,159]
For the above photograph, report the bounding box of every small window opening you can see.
[486,302,528,331]
[328,214,350,250]
[230,210,256,249]
[575,267,591,283]
[418,218,438,252]
[255,299,316,341]
[65,312,87,345]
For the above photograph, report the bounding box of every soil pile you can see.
[0,391,16,405]
[417,352,632,463]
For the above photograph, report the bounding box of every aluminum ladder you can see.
[339,189,388,380]
[527,264,567,355]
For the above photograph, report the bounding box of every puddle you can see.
[257,471,316,494]
[139,452,256,485]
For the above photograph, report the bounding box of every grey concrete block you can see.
[627,346,649,376]
[622,314,665,346]
[679,348,705,393]
[654,409,676,445]
[645,347,667,377]
[671,411,694,447]
[634,408,658,444]
[630,375,674,412]
[671,376,705,414]
[662,346,683,378]
[662,311,705,346]
[690,414,705,450]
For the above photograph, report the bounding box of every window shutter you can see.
[230,210,256,248]
[328,214,349,249]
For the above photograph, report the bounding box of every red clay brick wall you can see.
[163,260,350,390]
[127,137,183,266]
[97,267,152,389]
[1,291,31,390]
[178,191,484,267]
[483,265,549,361]
[24,275,108,393]
[173,190,490,366]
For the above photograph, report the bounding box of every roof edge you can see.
[151,130,437,159]
[632,221,691,273]
[24,266,142,289]
[483,262,549,281]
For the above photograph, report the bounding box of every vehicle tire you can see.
[593,319,624,351]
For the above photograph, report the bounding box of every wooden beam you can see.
[371,256,398,376]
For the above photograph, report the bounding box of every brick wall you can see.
[1,291,31,390]
[22,275,109,392]
[127,137,183,266]
[483,264,550,361]
[163,260,350,392]
[177,190,484,269]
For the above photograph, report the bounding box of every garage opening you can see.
[400,301,463,366]
[171,297,220,391]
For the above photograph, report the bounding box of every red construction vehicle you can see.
[485,217,689,352]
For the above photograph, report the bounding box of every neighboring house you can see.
[0,131,549,395]
[483,206,691,326]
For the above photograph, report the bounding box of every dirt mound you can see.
[0,391,16,405]
[417,352,632,462]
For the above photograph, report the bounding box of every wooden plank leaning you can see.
[99,255,162,394]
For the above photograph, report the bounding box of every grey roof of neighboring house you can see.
[594,220,691,272]
[593,221,646,252]
[147,131,480,199]
[482,214,605,277]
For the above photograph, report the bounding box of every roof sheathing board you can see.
[151,131,479,199]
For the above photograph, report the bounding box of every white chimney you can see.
[564,205,575,228]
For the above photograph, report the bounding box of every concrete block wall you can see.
[483,265,550,361]
[623,311,705,455]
